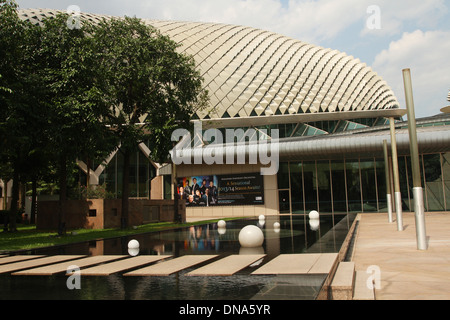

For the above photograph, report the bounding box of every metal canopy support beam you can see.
[199,109,408,129]
[389,117,404,231]
[403,68,428,251]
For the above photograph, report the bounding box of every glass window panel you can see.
[128,151,138,197]
[443,153,450,210]
[316,161,332,213]
[305,125,317,136]
[138,151,149,198]
[279,190,290,214]
[290,162,304,214]
[375,159,387,212]
[103,155,117,197]
[292,124,307,137]
[397,156,412,211]
[303,161,318,212]
[360,160,378,212]
[335,121,348,133]
[277,162,290,189]
[331,161,347,213]
[163,175,172,200]
[279,123,298,138]
[423,154,445,211]
[346,160,362,212]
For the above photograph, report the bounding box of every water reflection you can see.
[2,213,356,300]
[27,213,356,258]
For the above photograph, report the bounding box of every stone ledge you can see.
[331,262,355,300]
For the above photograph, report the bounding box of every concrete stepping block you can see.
[0,255,85,274]
[187,254,266,276]
[252,253,338,275]
[12,255,126,276]
[0,255,45,265]
[124,255,218,276]
[78,255,172,276]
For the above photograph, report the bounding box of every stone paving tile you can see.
[352,212,450,300]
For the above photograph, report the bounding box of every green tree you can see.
[0,0,47,231]
[93,17,208,227]
[37,14,118,235]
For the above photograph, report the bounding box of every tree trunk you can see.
[30,178,37,224]
[58,155,67,236]
[121,148,131,229]
[3,179,8,211]
[8,167,19,232]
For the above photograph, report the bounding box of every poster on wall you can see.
[177,173,264,207]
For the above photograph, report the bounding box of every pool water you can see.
[0,214,356,300]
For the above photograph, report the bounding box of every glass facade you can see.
[278,152,450,215]
[98,148,157,199]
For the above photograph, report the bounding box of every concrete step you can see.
[330,262,355,300]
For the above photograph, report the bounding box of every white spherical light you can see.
[239,225,264,248]
[128,239,140,249]
[128,248,139,257]
[309,210,320,220]
[273,222,280,229]
[309,219,320,231]
[258,215,265,221]
[217,220,226,228]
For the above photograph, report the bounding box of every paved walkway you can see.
[352,212,450,300]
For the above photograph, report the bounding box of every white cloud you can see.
[16,1,448,43]
[373,30,450,117]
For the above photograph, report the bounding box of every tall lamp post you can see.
[383,140,394,223]
[389,117,403,231]
[403,68,428,251]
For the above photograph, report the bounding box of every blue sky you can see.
[16,0,450,118]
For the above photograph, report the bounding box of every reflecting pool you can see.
[0,214,356,300]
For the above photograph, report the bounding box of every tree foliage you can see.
[92,17,208,227]
[0,2,208,231]
[0,0,47,231]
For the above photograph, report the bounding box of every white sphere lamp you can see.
[309,210,320,220]
[239,225,264,248]
[128,239,139,249]
[128,239,140,256]
[217,220,226,228]
[309,219,320,231]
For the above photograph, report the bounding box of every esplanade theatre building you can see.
[20,9,450,220]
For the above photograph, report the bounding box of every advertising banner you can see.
[177,173,264,207]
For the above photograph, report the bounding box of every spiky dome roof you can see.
[19,8,400,120]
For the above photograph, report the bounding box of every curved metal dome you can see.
[19,8,400,120]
